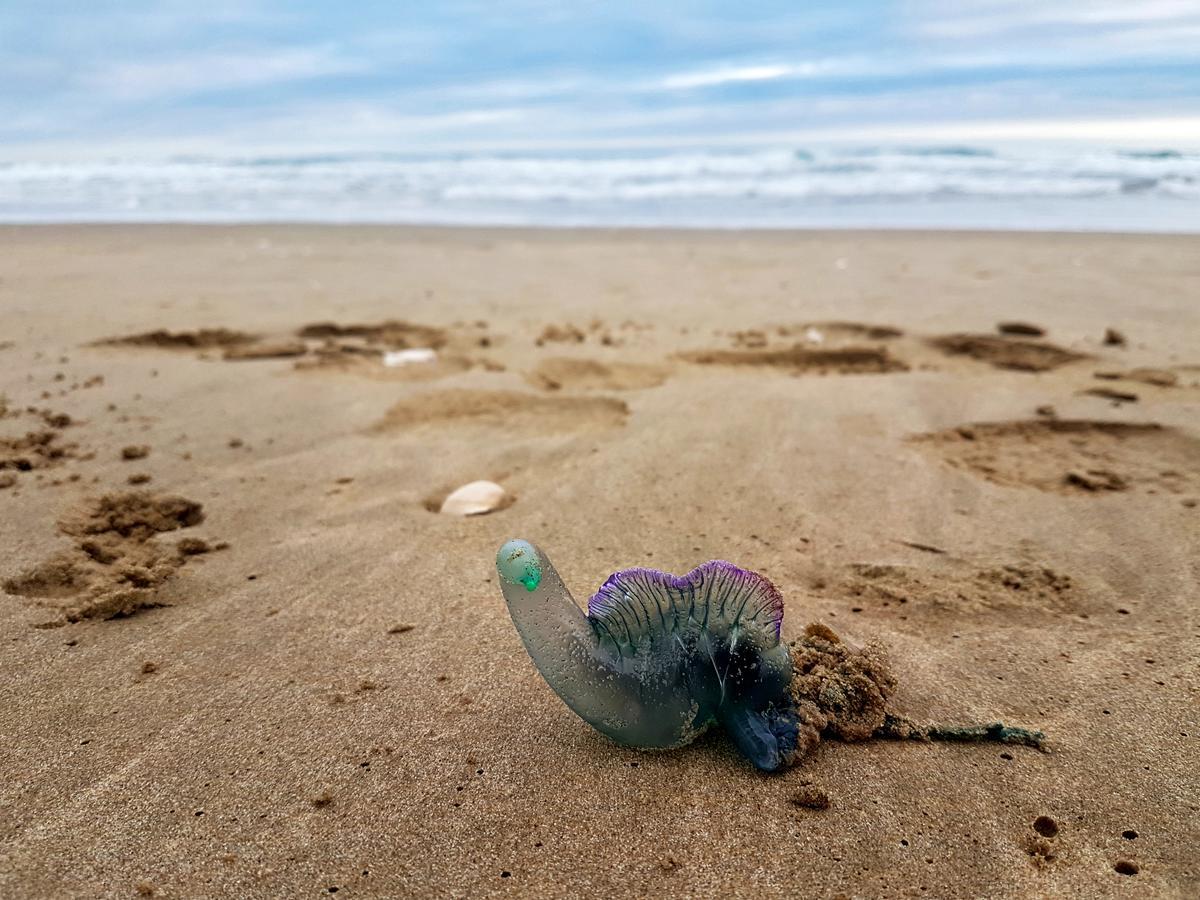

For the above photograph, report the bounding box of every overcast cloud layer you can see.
[4,1,1199,157]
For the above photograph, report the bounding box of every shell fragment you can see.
[439,480,508,516]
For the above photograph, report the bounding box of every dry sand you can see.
[1,225,1198,898]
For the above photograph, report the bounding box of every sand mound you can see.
[297,320,448,349]
[60,491,203,539]
[295,347,474,381]
[783,321,904,340]
[1081,387,1138,403]
[525,357,668,391]
[927,334,1087,371]
[1094,368,1178,387]
[681,344,908,374]
[997,321,1046,337]
[371,389,628,433]
[97,329,257,350]
[535,323,586,345]
[911,419,1199,494]
[3,491,214,623]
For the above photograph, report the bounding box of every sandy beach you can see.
[1,225,1198,898]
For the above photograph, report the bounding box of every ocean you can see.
[2,145,1198,231]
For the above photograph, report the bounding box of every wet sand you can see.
[1,225,1198,897]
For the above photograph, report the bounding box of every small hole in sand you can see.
[1122,829,1138,840]
[999,752,1013,760]
[1033,816,1059,838]
[900,839,909,847]
[1114,860,1139,876]
[501,872,511,879]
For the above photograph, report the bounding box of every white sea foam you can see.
[1,146,1197,230]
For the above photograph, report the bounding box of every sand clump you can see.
[779,322,905,341]
[927,334,1087,371]
[790,784,832,810]
[681,344,908,375]
[997,322,1047,337]
[1080,387,1138,403]
[223,340,308,361]
[785,623,897,763]
[1094,368,1178,387]
[784,623,1044,767]
[297,320,448,349]
[0,405,84,486]
[535,323,586,345]
[1,428,82,473]
[97,329,257,350]
[3,491,215,623]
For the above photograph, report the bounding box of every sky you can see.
[3,0,1200,158]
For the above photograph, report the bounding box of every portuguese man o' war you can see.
[496,539,1045,771]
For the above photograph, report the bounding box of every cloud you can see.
[2,1,1200,156]
[910,0,1200,41]
[659,64,808,90]
[85,46,364,101]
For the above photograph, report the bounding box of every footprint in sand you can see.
[823,559,1083,617]
[369,389,628,434]
[682,321,909,374]
[729,321,904,350]
[927,334,1088,372]
[524,357,668,392]
[292,319,497,380]
[95,319,502,379]
[911,419,1200,495]
[2,491,221,625]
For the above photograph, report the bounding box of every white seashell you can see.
[439,480,508,516]
[804,327,824,345]
[383,348,437,367]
